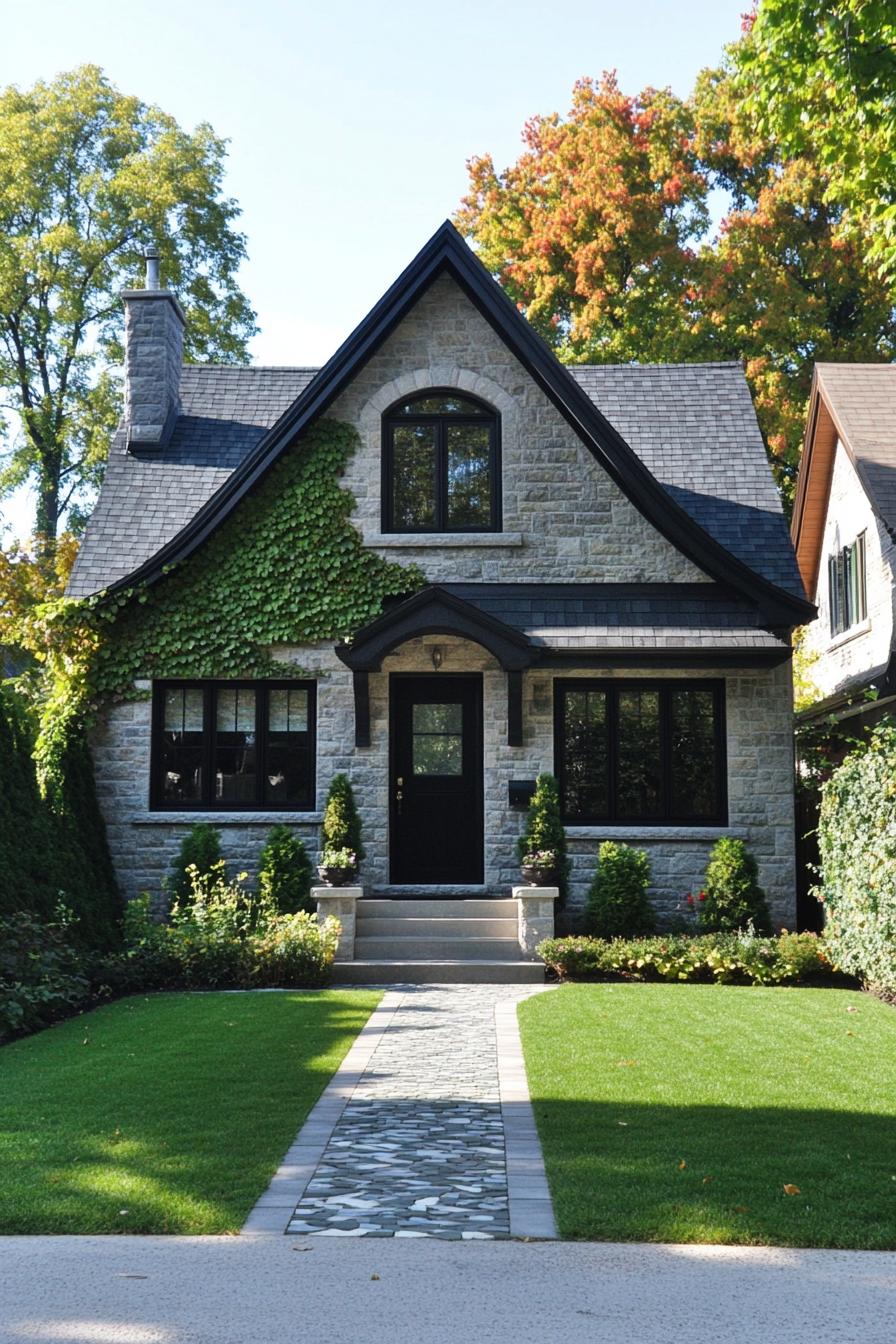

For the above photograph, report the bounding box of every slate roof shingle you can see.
[68,361,802,607]
[444,583,788,653]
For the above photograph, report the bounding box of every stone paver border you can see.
[495,995,558,1239]
[242,984,558,1239]
[242,990,405,1236]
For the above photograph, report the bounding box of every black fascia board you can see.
[533,646,792,669]
[335,585,533,672]
[101,220,815,627]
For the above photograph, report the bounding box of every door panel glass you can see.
[447,424,492,526]
[412,701,463,776]
[617,689,662,818]
[391,424,437,528]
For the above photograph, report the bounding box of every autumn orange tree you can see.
[458,60,896,507]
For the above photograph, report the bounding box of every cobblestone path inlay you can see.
[286,985,543,1239]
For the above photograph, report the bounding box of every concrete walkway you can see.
[244,984,556,1239]
[2,1236,894,1344]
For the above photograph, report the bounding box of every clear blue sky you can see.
[0,0,746,539]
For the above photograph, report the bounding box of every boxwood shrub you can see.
[537,931,837,986]
[817,720,896,993]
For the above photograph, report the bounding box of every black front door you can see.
[390,675,483,885]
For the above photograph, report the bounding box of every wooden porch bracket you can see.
[507,670,523,747]
[352,670,371,748]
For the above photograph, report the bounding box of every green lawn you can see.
[0,990,380,1234]
[519,983,896,1249]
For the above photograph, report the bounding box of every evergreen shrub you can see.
[258,825,313,913]
[516,773,569,904]
[167,823,223,905]
[585,841,656,938]
[699,837,772,934]
[321,774,364,865]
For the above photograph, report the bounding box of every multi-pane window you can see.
[383,391,500,532]
[555,680,726,825]
[152,681,315,810]
[828,533,867,637]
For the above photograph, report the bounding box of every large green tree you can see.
[0,65,256,546]
[739,1,896,281]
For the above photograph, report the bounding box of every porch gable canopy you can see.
[335,587,533,747]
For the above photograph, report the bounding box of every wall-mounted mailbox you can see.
[509,779,537,809]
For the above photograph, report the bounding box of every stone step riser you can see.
[355,937,524,961]
[355,916,519,937]
[359,899,516,919]
[333,961,545,985]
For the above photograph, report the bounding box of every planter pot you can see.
[317,865,357,888]
[521,865,557,887]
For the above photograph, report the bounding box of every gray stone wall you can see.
[325,274,711,585]
[95,641,796,927]
[122,290,184,446]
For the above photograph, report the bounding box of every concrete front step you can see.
[359,899,517,919]
[355,916,519,937]
[334,960,546,985]
[355,935,524,961]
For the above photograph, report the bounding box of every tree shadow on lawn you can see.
[531,1098,896,1250]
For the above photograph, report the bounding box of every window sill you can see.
[131,811,323,826]
[565,825,742,842]
[369,532,523,548]
[827,619,871,653]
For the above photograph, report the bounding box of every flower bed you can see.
[537,930,840,986]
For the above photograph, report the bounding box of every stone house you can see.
[69,224,812,972]
[792,364,896,734]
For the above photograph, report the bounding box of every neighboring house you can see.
[792,364,896,733]
[69,223,812,935]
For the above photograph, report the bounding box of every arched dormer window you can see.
[382,390,500,533]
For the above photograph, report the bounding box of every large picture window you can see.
[554,680,726,825]
[828,533,867,637]
[151,681,316,811]
[382,390,500,532]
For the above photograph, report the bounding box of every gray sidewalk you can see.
[2,1235,894,1344]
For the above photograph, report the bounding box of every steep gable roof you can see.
[792,363,896,598]
[69,222,811,624]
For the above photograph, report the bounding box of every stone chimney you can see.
[121,246,185,448]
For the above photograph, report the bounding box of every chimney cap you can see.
[144,245,161,290]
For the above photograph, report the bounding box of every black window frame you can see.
[381,388,501,533]
[828,532,867,637]
[554,678,728,826]
[150,679,317,812]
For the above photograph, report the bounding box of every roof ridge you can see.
[572,361,743,371]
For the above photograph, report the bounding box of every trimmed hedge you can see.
[818,719,896,993]
[537,931,838,986]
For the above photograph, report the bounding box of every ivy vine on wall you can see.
[33,419,423,909]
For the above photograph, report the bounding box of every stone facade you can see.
[92,272,797,928]
[95,637,796,927]
[800,438,896,699]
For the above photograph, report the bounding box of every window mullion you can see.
[608,686,618,822]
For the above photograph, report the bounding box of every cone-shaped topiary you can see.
[321,774,365,867]
[258,824,313,913]
[585,841,656,938]
[698,837,772,934]
[516,773,569,905]
[167,823,223,905]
